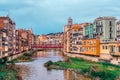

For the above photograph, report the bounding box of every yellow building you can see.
[100,42,112,61]
[64,25,71,53]
[109,41,120,64]
[77,39,100,56]
[100,41,120,64]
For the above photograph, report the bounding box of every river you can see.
[16,49,90,80]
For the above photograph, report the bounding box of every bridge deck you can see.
[31,44,63,48]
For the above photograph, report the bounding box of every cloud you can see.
[0,0,120,34]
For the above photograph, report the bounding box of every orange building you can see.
[79,39,100,56]
[16,28,32,53]
[64,17,100,56]
[33,35,40,45]
[39,35,48,44]
[64,17,90,53]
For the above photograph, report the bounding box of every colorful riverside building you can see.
[93,16,116,41]
[64,17,100,56]
[16,28,33,53]
[0,16,16,58]
[64,17,120,65]
[116,21,120,41]
[64,17,72,53]
[93,17,120,64]
[46,32,63,45]
[100,41,120,64]
[84,23,94,38]
[77,39,100,56]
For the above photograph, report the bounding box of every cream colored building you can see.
[99,41,120,65]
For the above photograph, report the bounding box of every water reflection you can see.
[17,49,89,80]
[17,49,65,80]
[33,49,64,59]
[64,70,90,80]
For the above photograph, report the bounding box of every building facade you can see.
[16,28,32,53]
[116,21,120,41]
[64,17,72,53]
[62,16,120,65]
[0,16,16,58]
[84,23,93,39]
[93,17,116,42]
[99,41,120,65]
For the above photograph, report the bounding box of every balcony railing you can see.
[96,24,103,27]
[1,29,7,32]
[110,51,120,57]
[2,37,7,41]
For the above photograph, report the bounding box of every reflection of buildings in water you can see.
[17,65,31,79]
[64,70,71,80]
[33,49,64,58]
[64,70,90,80]
[34,51,49,57]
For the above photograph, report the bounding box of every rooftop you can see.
[94,16,116,23]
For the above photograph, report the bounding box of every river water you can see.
[17,49,65,80]
[16,49,90,80]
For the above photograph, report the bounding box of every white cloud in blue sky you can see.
[0,0,120,34]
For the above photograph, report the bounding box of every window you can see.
[80,47,82,52]
[110,33,112,39]
[0,51,1,56]
[84,41,86,45]
[90,41,92,45]
[103,46,104,49]
[110,21,112,26]
[106,46,107,49]
[119,46,120,52]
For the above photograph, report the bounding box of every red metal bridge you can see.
[31,44,63,48]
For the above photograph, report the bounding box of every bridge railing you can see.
[31,44,63,48]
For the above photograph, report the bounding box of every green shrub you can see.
[90,70,116,80]
[23,52,32,57]
[0,59,3,64]
[80,67,90,74]
[2,57,8,64]
[44,60,53,67]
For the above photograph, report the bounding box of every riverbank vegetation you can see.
[44,57,120,80]
[17,52,33,62]
[0,50,35,80]
[0,57,18,80]
[13,50,34,62]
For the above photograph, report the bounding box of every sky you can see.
[0,0,120,35]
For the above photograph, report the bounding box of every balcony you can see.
[110,51,120,57]
[117,30,120,32]
[117,35,120,37]
[2,37,7,41]
[2,51,8,54]
[9,53,13,56]
[1,29,7,32]
[76,41,82,45]
[96,24,103,27]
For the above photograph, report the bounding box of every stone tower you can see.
[30,27,32,33]
[68,17,72,26]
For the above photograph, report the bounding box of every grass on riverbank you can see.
[0,57,18,80]
[44,57,120,80]
[0,50,35,80]
[14,51,34,62]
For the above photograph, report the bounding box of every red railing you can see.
[31,44,63,48]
